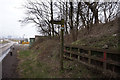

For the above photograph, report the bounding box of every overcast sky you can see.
[0,0,118,39]
[0,0,39,39]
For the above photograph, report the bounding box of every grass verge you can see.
[17,50,52,78]
[17,39,106,78]
[0,41,9,44]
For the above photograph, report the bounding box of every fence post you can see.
[88,50,91,64]
[78,48,80,61]
[103,51,107,73]
[70,47,72,59]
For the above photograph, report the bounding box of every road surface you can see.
[2,44,19,78]
[1,40,28,79]
[0,40,16,79]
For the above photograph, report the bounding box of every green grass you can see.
[19,50,31,57]
[18,50,51,78]
[10,39,19,42]
[72,35,118,49]
[0,40,9,44]
[18,45,106,78]
[63,60,104,78]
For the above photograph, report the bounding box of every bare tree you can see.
[69,2,76,41]
[19,0,120,41]
[50,0,55,37]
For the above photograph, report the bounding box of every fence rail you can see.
[63,44,120,76]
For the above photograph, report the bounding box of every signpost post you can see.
[60,19,64,70]
[50,19,64,70]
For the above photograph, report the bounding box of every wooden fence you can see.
[64,44,120,76]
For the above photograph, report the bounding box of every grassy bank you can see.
[17,50,103,78]
[17,50,52,78]
[17,39,104,78]
[72,34,118,49]
[17,18,118,78]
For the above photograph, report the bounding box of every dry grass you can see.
[71,19,119,49]
[78,19,118,39]
[29,39,104,78]
[17,19,119,78]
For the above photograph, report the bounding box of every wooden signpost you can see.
[60,19,64,70]
[50,19,64,70]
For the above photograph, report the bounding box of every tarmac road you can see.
[2,44,19,79]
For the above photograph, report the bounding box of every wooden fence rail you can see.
[63,44,120,76]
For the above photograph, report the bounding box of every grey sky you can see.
[0,0,118,39]
[0,0,39,38]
